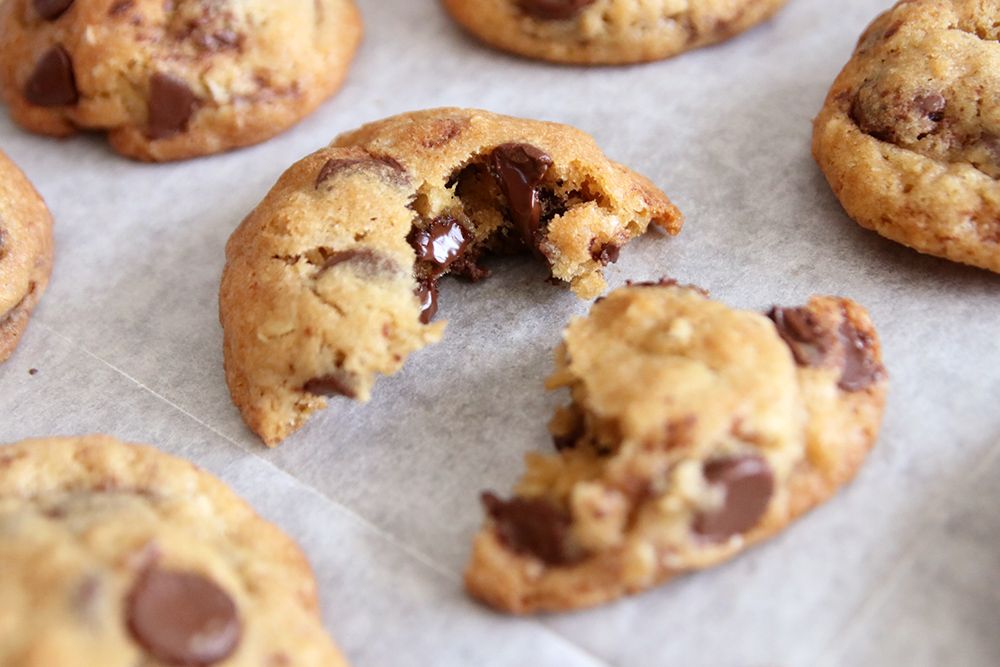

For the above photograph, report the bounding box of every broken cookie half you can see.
[219,108,682,446]
[466,281,887,613]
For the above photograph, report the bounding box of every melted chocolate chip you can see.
[694,455,774,541]
[303,373,356,399]
[127,569,241,666]
[488,144,553,248]
[482,492,580,566]
[519,0,596,20]
[315,154,408,188]
[407,216,470,276]
[837,319,883,392]
[415,279,439,324]
[25,46,78,107]
[34,0,74,20]
[767,306,836,368]
[147,73,198,139]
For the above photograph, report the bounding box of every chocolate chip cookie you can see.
[0,435,349,666]
[441,0,790,65]
[219,108,683,446]
[465,282,887,613]
[0,149,53,363]
[813,0,1000,272]
[0,0,362,161]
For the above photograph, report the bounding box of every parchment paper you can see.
[2,1,998,665]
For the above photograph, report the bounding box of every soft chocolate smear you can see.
[520,0,596,20]
[34,0,74,20]
[488,143,553,248]
[694,455,774,541]
[147,73,198,139]
[415,279,439,324]
[317,249,399,277]
[407,216,470,276]
[25,46,78,107]
[315,154,407,188]
[837,319,883,392]
[482,492,580,566]
[304,373,356,399]
[127,569,241,666]
[767,306,836,368]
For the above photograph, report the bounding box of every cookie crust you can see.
[813,0,1000,272]
[0,0,362,161]
[0,149,53,363]
[442,0,789,65]
[0,435,349,666]
[465,284,887,613]
[220,108,682,446]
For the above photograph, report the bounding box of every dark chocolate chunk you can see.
[415,279,438,324]
[303,373,356,399]
[837,319,883,392]
[34,0,74,20]
[25,46,78,107]
[147,73,198,139]
[767,306,836,368]
[407,216,470,275]
[315,154,407,188]
[482,492,580,566]
[519,0,596,20]
[693,455,774,541]
[28,368,39,376]
[488,143,553,248]
[127,569,241,666]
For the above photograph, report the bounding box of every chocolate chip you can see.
[407,216,471,276]
[915,93,946,123]
[25,46,78,107]
[34,0,74,20]
[837,319,883,392]
[591,242,620,265]
[317,248,399,277]
[28,368,39,376]
[147,73,198,140]
[693,455,774,541]
[767,306,836,368]
[315,154,408,188]
[415,279,439,324]
[482,492,581,566]
[519,0,596,20]
[303,373,356,399]
[488,143,553,248]
[127,569,241,666]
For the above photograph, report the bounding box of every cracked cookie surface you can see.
[0,149,53,363]
[441,0,790,65]
[813,0,1000,272]
[0,435,349,667]
[465,282,887,613]
[0,0,362,161]
[219,108,682,446]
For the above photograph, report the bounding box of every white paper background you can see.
[2,0,999,665]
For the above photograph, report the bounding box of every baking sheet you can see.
[2,0,999,665]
